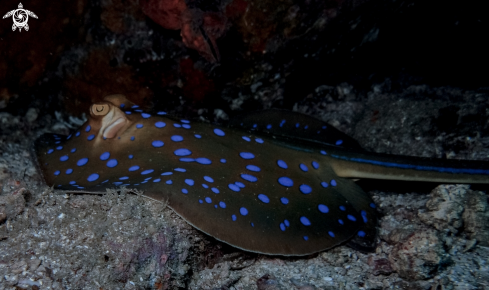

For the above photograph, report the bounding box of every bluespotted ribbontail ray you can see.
[34,95,489,256]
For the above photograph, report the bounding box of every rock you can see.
[388,228,451,280]
[462,190,489,246]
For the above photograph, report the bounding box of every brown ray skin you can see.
[34,95,489,255]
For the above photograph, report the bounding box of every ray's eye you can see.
[91,104,110,116]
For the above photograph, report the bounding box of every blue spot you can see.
[152,140,164,148]
[120,177,129,180]
[171,135,183,142]
[370,202,376,208]
[322,126,327,129]
[284,220,290,227]
[278,177,293,187]
[239,152,255,159]
[266,124,272,129]
[69,181,76,185]
[132,105,139,108]
[280,223,285,231]
[336,140,343,145]
[199,200,203,204]
[56,146,63,150]
[358,231,366,237]
[246,165,260,172]
[120,104,125,108]
[251,222,254,227]
[338,219,344,225]
[141,169,154,175]
[331,179,337,186]
[155,121,166,128]
[87,173,99,182]
[113,182,123,186]
[228,184,240,192]
[181,119,190,124]
[300,163,308,172]
[55,141,60,144]
[280,197,289,204]
[195,134,202,138]
[318,204,329,213]
[136,124,143,129]
[214,128,225,136]
[173,123,181,128]
[235,182,245,188]
[202,184,209,188]
[232,215,237,221]
[300,184,312,194]
[196,158,212,164]
[253,124,257,128]
[183,124,191,129]
[328,231,335,238]
[85,125,91,132]
[131,136,135,141]
[277,160,288,169]
[60,155,69,162]
[255,138,264,144]
[347,215,357,222]
[220,159,226,163]
[257,194,269,203]
[303,236,309,241]
[161,172,173,176]
[153,178,161,182]
[240,207,248,216]
[185,179,194,186]
[339,205,346,211]
[320,150,327,155]
[242,136,251,142]
[107,159,118,168]
[67,134,72,140]
[211,187,219,194]
[100,152,110,160]
[77,158,88,166]
[54,170,60,176]
[321,181,329,188]
[205,197,212,203]
[204,176,214,182]
[280,120,285,127]
[128,155,133,159]
[47,149,54,154]
[129,165,140,171]
[312,161,319,169]
[241,174,258,182]
[65,169,73,174]
[75,131,80,137]
[174,149,191,156]
[180,158,194,162]
[157,111,167,115]
[295,123,299,128]
[125,111,132,115]
[304,125,308,129]
[166,180,173,185]
[219,201,226,208]
[141,113,151,119]
[361,210,368,223]
[182,189,188,194]
[300,216,311,226]
[174,168,186,172]
[87,134,95,141]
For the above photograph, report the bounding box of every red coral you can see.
[141,0,227,62]
[179,58,215,101]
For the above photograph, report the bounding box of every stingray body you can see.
[34,95,489,256]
